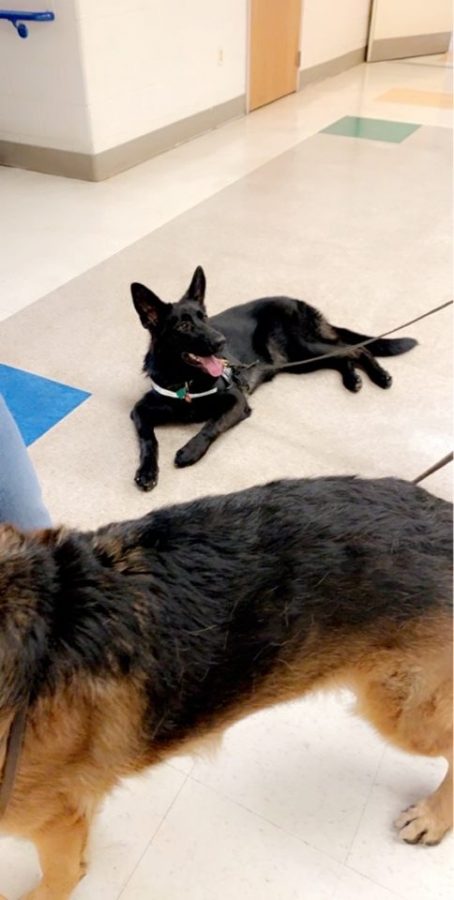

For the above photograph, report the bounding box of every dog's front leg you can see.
[20,813,89,900]
[175,390,251,468]
[130,394,175,491]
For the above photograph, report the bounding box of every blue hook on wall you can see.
[0,9,55,39]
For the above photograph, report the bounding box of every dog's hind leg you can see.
[394,755,452,846]
[21,811,89,900]
[352,629,453,845]
[355,348,393,389]
[330,359,363,393]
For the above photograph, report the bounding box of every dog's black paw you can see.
[378,370,392,389]
[175,439,208,468]
[344,373,363,393]
[134,469,158,491]
[174,446,198,468]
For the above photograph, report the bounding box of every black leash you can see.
[232,299,452,370]
[0,701,29,818]
[413,452,453,485]
[232,299,453,490]
[276,299,453,369]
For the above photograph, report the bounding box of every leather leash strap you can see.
[413,451,453,485]
[0,704,28,818]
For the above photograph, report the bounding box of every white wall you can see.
[0,0,375,158]
[0,0,247,155]
[299,0,371,69]
[76,0,248,153]
[370,0,452,41]
[0,0,91,151]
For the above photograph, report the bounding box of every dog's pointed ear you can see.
[184,266,206,307]
[131,283,169,330]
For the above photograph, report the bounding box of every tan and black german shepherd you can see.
[0,476,452,899]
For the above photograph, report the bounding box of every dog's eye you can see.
[196,311,206,321]
[177,321,192,332]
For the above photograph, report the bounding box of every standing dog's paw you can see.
[395,803,451,846]
[134,468,158,491]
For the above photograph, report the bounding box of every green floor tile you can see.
[321,115,421,143]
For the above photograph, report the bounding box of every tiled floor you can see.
[0,53,452,900]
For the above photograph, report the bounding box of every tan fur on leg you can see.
[351,619,453,844]
[395,754,453,845]
[20,813,88,900]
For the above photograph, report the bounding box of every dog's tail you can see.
[335,327,418,357]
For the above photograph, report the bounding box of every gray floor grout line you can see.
[115,770,192,900]
[342,744,387,865]
[186,767,356,867]
[341,861,404,899]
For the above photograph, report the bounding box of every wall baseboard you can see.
[0,94,246,182]
[92,94,246,181]
[0,141,94,180]
[367,31,451,63]
[298,47,366,90]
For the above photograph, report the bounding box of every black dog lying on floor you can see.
[130,267,417,490]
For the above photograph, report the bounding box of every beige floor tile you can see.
[332,867,402,900]
[119,779,342,900]
[190,692,385,862]
[72,765,186,900]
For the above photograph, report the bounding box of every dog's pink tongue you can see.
[200,356,224,377]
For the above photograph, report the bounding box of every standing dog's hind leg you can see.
[352,632,453,845]
[395,754,452,845]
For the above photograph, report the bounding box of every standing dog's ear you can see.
[131,283,169,330]
[184,266,206,307]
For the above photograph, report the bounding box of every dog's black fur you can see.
[0,475,452,891]
[130,267,417,490]
[2,476,451,748]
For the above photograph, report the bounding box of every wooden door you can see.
[249,0,302,111]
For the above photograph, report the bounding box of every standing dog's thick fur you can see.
[0,476,452,899]
[130,267,417,490]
